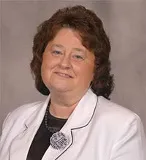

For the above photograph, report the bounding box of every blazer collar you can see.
[24,95,50,129]
[61,88,98,131]
[24,88,98,130]
[22,88,98,160]
[48,88,98,160]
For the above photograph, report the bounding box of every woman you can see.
[0,5,145,160]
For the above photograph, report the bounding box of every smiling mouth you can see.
[54,72,73,78]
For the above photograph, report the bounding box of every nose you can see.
[59,55,71,69]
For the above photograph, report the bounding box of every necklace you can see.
[44,107,59,133]
[44,102,70,150]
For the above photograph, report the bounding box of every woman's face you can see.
[41,28,95,95]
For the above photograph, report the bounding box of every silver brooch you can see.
[50,131,69,150]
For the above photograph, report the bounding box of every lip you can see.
[54,72,73,78]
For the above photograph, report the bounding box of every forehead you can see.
[51,28,84,47]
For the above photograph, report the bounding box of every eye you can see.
[51,50,62,56]
[72,54,84,61]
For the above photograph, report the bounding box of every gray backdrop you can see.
[0,0,146,134]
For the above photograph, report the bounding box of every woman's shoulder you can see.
[10,101,43,117]
[96,96,141,127]
[95,96,146,157]
[2,101,44,129]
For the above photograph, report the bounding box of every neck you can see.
[49,89,87,119]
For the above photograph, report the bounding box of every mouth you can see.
[54,72,73,78]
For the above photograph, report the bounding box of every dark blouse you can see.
[26,108,67,160]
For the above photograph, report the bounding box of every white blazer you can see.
[0,89,146,160]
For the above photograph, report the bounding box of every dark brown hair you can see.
[30,5,114,99]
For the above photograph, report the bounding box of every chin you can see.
[49,85,72,93]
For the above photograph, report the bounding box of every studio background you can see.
[0,0,146,134]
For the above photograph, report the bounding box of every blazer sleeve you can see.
[110,114,146,160]
[0,112,11,150]
[0,112,12,138]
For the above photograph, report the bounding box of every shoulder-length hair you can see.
[30,5,114,99]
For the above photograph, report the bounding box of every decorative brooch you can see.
[50,131,70,150]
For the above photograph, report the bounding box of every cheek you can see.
[41,55,60,82]
[41,63,48,84]
[76,64,94,82]
[41,56,52,80]
[85,69,94,82]
[41,59,48,76]
[41,55,56,72]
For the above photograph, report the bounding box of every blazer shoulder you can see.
[2,101,44,129]
[11,101,42,116]
[97,96,140,127]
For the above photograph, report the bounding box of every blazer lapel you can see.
[9,96,51,160]
[42,88,98,160]
[9,88,97,160]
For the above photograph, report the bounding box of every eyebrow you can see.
[73,48,86,53]
[51,44,86,55]
[52,44,64,49]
